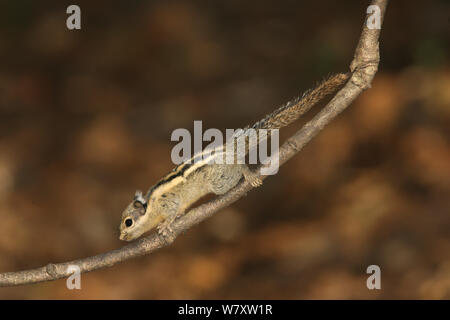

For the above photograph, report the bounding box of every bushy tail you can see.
[252,73,349,130]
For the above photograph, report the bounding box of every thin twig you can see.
[0,0,388,287]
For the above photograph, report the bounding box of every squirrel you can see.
[119,73,349,241]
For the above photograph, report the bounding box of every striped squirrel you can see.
[119,73,349,241]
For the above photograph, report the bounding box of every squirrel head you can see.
[119,190,148,241]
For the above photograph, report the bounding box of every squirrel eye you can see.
[125,218,133,227]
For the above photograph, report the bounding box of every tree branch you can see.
[0,0,388,287]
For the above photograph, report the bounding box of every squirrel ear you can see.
[134,190,147,206]
[133,190,147,214]
[134,190,143,199]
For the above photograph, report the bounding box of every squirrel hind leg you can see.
[209,164,244,195]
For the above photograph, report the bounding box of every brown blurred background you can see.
[0,0,449,299]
